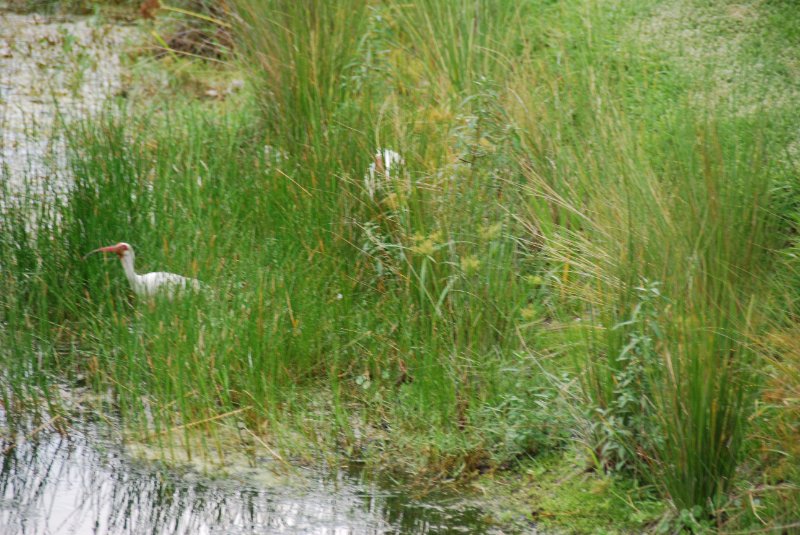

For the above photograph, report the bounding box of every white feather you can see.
[135,271,202,298]
[112,243,201,298]
[364,148,404,200]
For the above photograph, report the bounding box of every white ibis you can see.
[85,242,202,298]
[364,149,405,200]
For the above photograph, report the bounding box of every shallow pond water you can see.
[0,407,506,535]
[0,4,133,197]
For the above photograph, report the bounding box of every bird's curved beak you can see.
[83,244,124,260]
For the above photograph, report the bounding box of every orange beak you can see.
[83,244,126,260]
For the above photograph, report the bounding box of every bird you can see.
[85,242,202,298]
[364,148,405,200]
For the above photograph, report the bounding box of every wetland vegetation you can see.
[1,0,799,532]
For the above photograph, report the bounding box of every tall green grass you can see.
[507,2,782,513]
[2,0,799,528]
[1,88,548,467]
[510,8,785,520]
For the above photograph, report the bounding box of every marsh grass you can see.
[1,89,548,473]
[2,0,799,529]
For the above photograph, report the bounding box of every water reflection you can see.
[0,412,493,534]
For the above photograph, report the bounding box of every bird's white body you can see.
[364,148,405,200]
[87,242,201,298]
[124,268,201,298]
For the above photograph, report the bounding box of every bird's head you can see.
[85,242,134,260]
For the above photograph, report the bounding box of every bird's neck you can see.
[120,254,142,290]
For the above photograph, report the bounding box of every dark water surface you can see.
[0,408,502,535]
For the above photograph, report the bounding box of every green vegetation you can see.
[2,0,799,532]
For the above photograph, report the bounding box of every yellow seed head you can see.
[460,255,481,274]
[525,275,544,286]
[479,223,502,241]
[411,238,436,256]
[382,192,400,210]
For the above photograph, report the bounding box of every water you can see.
[0,5,133,198]
[0,403,504,535]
